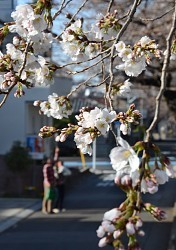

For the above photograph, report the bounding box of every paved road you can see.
[0,171,175,250]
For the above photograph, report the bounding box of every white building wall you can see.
[0,76,73,156]
[0,0,14,22]
[50,76,73,96]
[0,87,51,155]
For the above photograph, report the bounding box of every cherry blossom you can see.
[115,37,160,77]
[110,136,140,172]
[34,93,72,119]
[9,4,47,41]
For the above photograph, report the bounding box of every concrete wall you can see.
[50,76,73,96]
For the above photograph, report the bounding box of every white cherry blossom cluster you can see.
[97,206,144,249]
[0,4,55,94]
[115,36,161,77]
[74,107,116,155]
[33,93,72,119]
[61,19,99,61]
[91,10,122,40]
[110,138,174,193]
[61,11,122,61]
[96,208,122,248]
[111,79,133,97]
[61,20,83,61]
[141,155,174,194]
[9,4,53,55]
[109,138,175,194]
[98,137,173,248]
[8,4,53,55]
[116,104,142,135]
[0,44,54,91]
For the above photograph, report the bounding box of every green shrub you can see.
[5,141,33,173]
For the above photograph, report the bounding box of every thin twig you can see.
[140,7,174,22]
[67,52,111,75]
[18,42,31,78]
[56,0,89,40]
[107,0,114,14]
[86,75,110,87]
[0,83,16,108]
[67,71,102,98]
[52,0,72,21]
[56,47,111,69]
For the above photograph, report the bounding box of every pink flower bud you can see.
[130,103,135,110]
[59,133,67,142]
[114,175,121,185]
[98,237,108,248]
[153,208,167,221]
[13,36,20,45]
[103,208,121,221]
[102,220,115,233]
[148,185,158,194]
[96,225,105,238]
[33,100,41,107]
[126,221,135,235]
[135,218,143,229]
[113,230,121,239]
[121,175,132,186]
[138,230,145,237]
[55,135,61,142]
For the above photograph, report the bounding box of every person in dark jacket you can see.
[52,160,71,213]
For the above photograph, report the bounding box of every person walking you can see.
[42,158,55,214]
[52,160,71,213]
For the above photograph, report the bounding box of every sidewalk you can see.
[0,158,113,235]
[0,198,41,234]
[0,161,175,250]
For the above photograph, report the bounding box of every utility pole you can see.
[92,138,97,172]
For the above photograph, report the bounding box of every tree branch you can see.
[145,0,176,142]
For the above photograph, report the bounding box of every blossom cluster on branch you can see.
[0,0,175,249]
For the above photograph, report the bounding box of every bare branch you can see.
[67,71,102,98]
[140,7,174,22]
[87,75,110,87]
[18,42,31,78]
[107,0,114,14]
[52,0,72,21]
[56,0,89,40]
[67,52,111,75]
[57,47,111,69]
[0,83,16,108]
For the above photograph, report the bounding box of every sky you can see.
[16,0,34,4]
